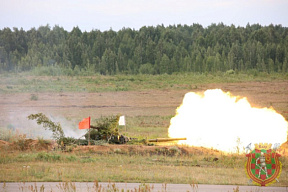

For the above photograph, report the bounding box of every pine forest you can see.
[0,23,287,75]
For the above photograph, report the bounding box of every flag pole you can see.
[88,116,91,146]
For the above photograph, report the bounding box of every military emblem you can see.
[245,143,282,186]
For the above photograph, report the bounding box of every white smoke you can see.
[49,115,87,139]
[3,109,86,140]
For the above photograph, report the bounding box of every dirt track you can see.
[0,81,288,128]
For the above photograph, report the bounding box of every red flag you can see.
[79,116,90,129]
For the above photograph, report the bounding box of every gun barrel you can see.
[148,138,187,142]
[90,125,100,129]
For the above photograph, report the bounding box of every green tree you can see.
[28,113,64,141]
[159,54,170,74]
[139,63,155,74]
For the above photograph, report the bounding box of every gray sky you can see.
[1,0,288,32]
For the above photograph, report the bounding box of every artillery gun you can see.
[81,115,187,145]
[148,138,187,143]
[27,113,186,147]
[88,125,186,144]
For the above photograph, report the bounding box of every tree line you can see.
[0,23,287,75]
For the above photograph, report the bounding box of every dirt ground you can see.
[0,81,288,126]
[1,80,288,154]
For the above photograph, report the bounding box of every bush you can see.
[30,94,38,101]
[66,155,77,162]
[14,134,29,151]
[28,113,64,141]
[32,66,64,76]
[139,63,155,74]
[169,146,182,156]
[36,152,61,161]
[0,127,15,141]
[225,69,235,75]
[86,115,120,142]
[155,146,182,156]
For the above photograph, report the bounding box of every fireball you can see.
[168,89,287,152]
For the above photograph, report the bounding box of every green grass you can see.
[0,148,287,186]
[1,72,288,187]
[1,72,287,93]
[1,128,288,186]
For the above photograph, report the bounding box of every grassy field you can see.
[1,143,287,186]
[0,72,287,93]
[1,72,288,188]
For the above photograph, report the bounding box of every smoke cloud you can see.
[168,89,288,152]
[4,109,86,140]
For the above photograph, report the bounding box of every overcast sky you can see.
[1,0,287,32]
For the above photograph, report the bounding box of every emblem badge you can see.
[245,143,282,186]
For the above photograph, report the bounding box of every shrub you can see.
[225,69,235,75]
[28,113,64,141]
[0,128,14,141]
[36,152,61,161]
[86,115,120,142]
[139,63,155,74]
[14,134,29,151]
[66,155,77,162]
[169,146,182,156]
[30,94,38,101]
